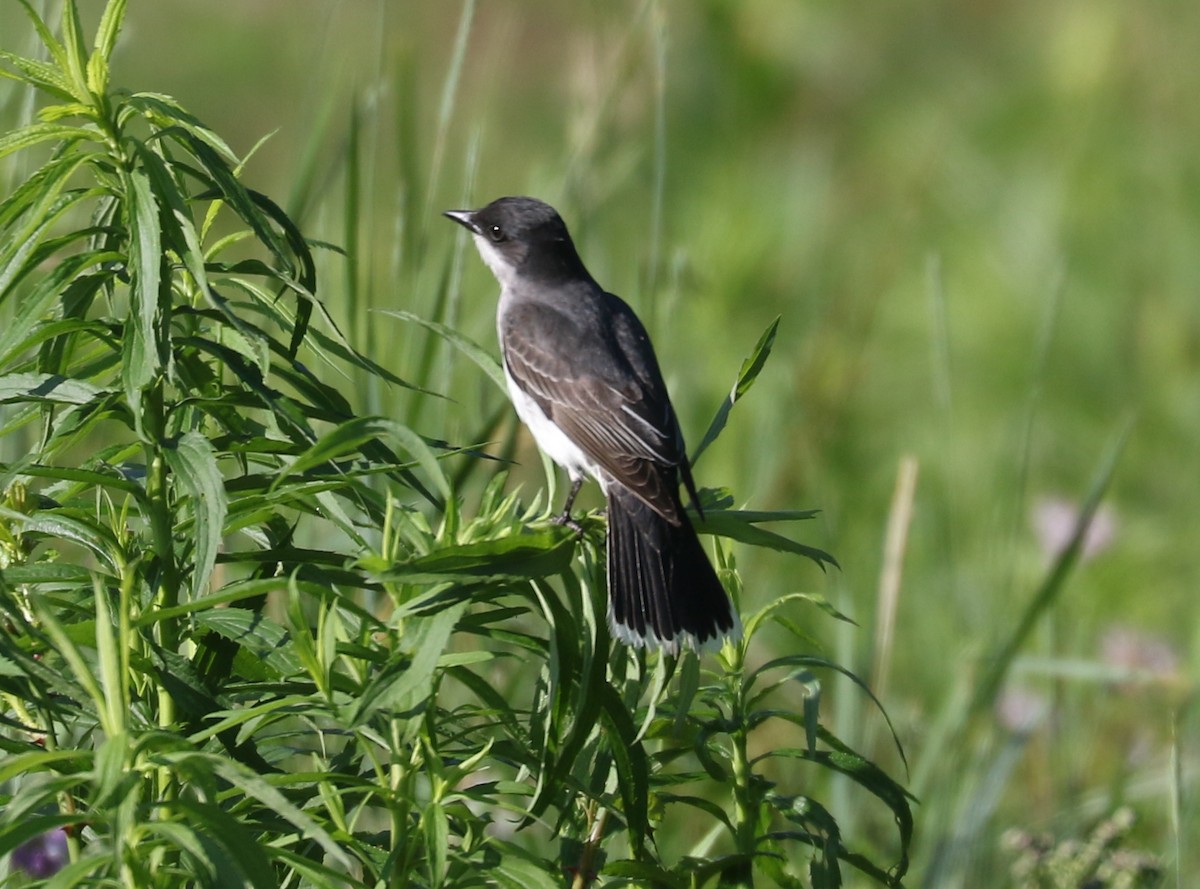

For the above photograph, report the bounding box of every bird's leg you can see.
[551,477,586,536]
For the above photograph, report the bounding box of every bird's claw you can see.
[551,511,586,538]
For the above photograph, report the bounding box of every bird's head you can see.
[444,196,586,287]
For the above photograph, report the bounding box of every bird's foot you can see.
[551,511,587,538]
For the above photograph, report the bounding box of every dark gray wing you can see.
[501,289,689,521]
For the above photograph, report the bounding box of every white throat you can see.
[471,234,518,290]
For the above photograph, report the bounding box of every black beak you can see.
[442,210,479,234]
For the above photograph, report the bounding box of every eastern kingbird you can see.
[444,196,739,653]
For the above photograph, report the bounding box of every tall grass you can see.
[0,3,913,886]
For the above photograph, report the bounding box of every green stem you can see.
[727,650,755,888]
[571,804,607,889]
[390,721,420,887]
[143,384,179,799]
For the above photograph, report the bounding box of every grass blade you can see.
[691,316,779,465]
[970,420,1132,715]
[379,308,508,393]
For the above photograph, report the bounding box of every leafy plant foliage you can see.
[0,3,910,886]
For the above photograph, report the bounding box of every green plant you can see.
[1003,808,1162,889]
[0,2,910,886]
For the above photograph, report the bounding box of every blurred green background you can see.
[3,0,1197,883]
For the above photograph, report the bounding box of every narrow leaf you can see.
[122,167,163,404]
[1,508,120,569]
[0,50,75,101]
[379,309,508,393]
[695,508,838,570]
[163,431,227,599]
[376,530,576,588]
[87,0,128,95]
[127,92,240,163]
[0,372,105,405]
[971,421,1131,715]
[691,316,779,464]
[272,415,450,501]
[348,602,466,725]
[598,683,651,854]
[57,0,91,102]
[13,1,70,80]
[423,801,450,885]
[192,608,301,679]
[0,260,116,368]
[0,122,92,160]
[168,798,277,889]
[0,151,90,242]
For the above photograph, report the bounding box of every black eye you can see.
[488,224,505,242]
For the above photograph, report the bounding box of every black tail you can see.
[605,485,739,653]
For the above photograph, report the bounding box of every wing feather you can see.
[500,291,689,520]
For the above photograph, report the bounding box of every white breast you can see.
[503,364,602,486]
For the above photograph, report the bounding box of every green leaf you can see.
[122,167,164,404]
[92,730,133,808]
[764,794,847,886]
[691,315,779,465]
[602,860,687,888]
[92,577,127,736]
[348,602,467,725]
[376,530,576,588]
[29,597,110,724]
[0,750,88,785]
[598,683,650,854]
[302,319,427,392]
[0,121,93,161]
[87,0,127,96]
[243,188,316,356]
[817,726,913,881]
[656,792,736,835]
[129,142,217,317]
[0,260,117,368]
[4,463,141,500]
[163,431,227,599]
[198,755,352,870]
[706,507,821,524]
[168,797,277,889]
[273,415,451,502]
[192,608,302,679]
[749,653,907,770]
[57,0,92,102]
[139,822,220,883]
[742,592,857,642]
[0,562,93,585]
[126,92,240,164]
[0,185,98,301]
[423,800,450,885]
[176,134,293,273]
[0,50,76,101]
[488,843,564,889]
[379,308,508,393]
[0,151,91,254]
[185,695,315,746]
[5,508,122,569]
[695,508,838,570]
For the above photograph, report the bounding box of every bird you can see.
[444,196,739,654]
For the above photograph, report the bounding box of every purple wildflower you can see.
[1031,496,1116,562]
[11,826,69,878]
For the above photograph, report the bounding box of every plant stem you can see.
[728,651,755,888]
[143,384,179,799]
[572,804,608,889]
